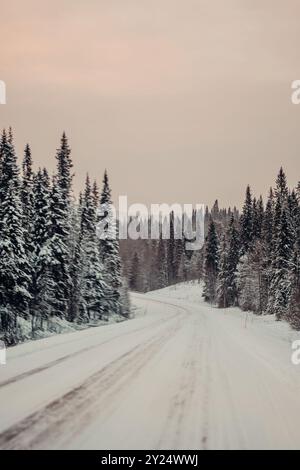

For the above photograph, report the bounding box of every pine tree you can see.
[98,170,122,313]
[129,252,141,291]
[267,169,291,317]
[217,216,240,308]
[260,188,274,311]
[44,179,72,318]
[119,273,131,318]
[217,234,229,307]
[0,181,31,343]
[78,175,113,321]
[55,132,73,204]
[240,185,253,254]
[67,190,84,323]
[0,129,20,207]
[157,232,168,288]
[269,203,294,319]
[252,196,264,240]
[54,133,74,316]
[30,168,53,327]
[203,219,219,303]
[288,241,300,328]
[236,252,261,312]
[21,144,34,260]
[167,211,176,284]
[92,180,99,209]
[289,182,300,327]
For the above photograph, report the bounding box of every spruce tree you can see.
[0,129,20,206]
[269,203,294,319]
[203,219,219,303]
[260,188,274,311]
[98,170,122,313]
[217,216,240,308]
[0,181,31,343]
[217,234,229,307]
[240,185,253,254]
[78,174,113,321]
[288,182,300,326]
[129,252,141,291]
[167,211,176,284]
[55,132,73,203]
[267,168,291,317]
[30,168,53,328]
[45,179,72,318]
[157,232,168,288]
[21,144,34,258]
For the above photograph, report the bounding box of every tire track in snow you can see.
[157,309,211,450]
[0,303,189,450]
[0,296,183,390]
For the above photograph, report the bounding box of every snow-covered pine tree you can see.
[167,211,176,284]
[0,180,31,343]
[129,252,141,292]
[287,182,300,327]
[217,215,240,308]
[217,234,229,308]
[211,199,220,221]
[21,143,35,309]
[203,219,219,303]
[288,240,300,328]
[0,129,20,206]
[269,201,294,319]
[92,180,99,209]
[55,132,73,203]
[68,188,84,323]
[260,188,274,311]
[174,215,185,281]
[236,252,261,313]
[267,168,291,317]
[30,168,53,329]
[226,215,240,304]
[78,174,114,321]
[252,196,264,240]
[157,232,168,288]
[54,133,74,316]
[21,144,34,237]
[44,178,72,318]
[119,275,131,318]
[240,185,253,254]
[275,167,289,203]
[98,170,122,314]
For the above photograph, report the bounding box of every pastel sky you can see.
[1,0,300,208]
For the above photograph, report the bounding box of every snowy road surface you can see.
[1,284,300,450]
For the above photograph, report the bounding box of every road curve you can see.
[0,291,300,449]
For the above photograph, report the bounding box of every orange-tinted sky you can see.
[1,0,300,208]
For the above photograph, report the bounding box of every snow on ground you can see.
[153,279,300,353]
[16,313,126,344]
[148,281,300,346]
[0,282,300,449]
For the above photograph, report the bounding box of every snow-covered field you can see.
[0,282,300,450]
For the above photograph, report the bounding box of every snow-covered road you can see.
[1,285,300,450]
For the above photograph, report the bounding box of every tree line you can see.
[203,168,300,327]
[0,129,130,345]
[121,169,300,329]
[121,205,239,292]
